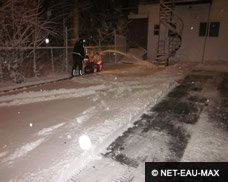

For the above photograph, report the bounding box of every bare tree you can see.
[0,0,58,83]
[78,0,128,46]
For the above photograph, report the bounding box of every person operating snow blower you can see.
[72,39,86,77]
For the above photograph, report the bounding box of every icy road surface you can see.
[0,61,227,181]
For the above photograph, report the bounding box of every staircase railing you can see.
[157,0,184,65]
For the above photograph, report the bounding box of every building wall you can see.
[137,0,228,62]
[139,4,160,59]
[203,0,228,62]
[175,4,209,62]
[176,0,228,62]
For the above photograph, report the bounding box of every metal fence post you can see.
[65,26,69,72]
[0,63,3,83]
[114,29,117,63]
[33,47,37,77]
[51,48,54,74]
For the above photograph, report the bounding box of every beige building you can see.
[128,0,228,63]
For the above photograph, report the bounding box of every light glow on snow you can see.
[79,135,92,151]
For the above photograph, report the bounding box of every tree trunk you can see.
[0,62,3,83]
[73,0,79,41]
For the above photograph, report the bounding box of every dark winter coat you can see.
[73,40,85,58]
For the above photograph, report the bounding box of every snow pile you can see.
[35,123,66,137]
[0,74,70,93]
[0,85,107,106]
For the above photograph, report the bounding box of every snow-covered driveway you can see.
[70,63,228,181]
[1,61,227,181]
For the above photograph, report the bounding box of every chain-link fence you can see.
[0,33,126,83]
[0,47,69,83]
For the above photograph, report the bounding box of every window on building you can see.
[199,22,220,37]
[199,22,208,36]
[209,22,220,37]
[154,24,159,35]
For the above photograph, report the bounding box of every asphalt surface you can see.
[104,70,211,165]
[70,69,228,181]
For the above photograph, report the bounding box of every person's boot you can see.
[79,70,83,76]
[72,69,76,77]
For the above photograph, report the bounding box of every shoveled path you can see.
[69,69,228,181]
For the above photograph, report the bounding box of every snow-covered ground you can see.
[0,59,227,182]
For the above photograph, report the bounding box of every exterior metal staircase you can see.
[156,0,184,65]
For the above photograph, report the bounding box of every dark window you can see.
[154,31,159,35]
[199,22,208,36]
[209,22,220,37]
[154,24,159,35]
[154,24,159,29]
[199,22,220,37]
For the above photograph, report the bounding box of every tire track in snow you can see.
[1,123,66,167]
[1,138,45,166]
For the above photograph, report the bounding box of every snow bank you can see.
[0,74,70,93]
[0,85,107,106]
